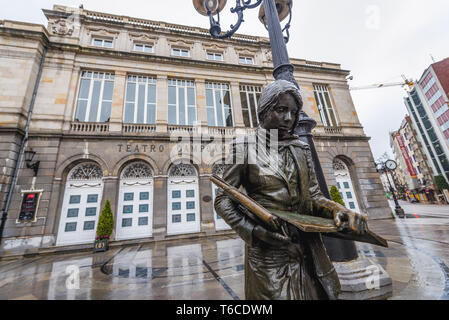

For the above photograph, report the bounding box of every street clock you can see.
[385,160,397,171]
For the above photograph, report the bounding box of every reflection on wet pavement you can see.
[1,212,449,300]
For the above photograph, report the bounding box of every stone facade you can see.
[0,5,391,255]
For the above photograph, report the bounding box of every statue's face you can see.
[261,93,298,137]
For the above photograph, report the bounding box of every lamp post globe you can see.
[258,0,292,24]
[193,0,227,16]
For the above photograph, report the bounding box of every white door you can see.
[56,183,103,246]
[212,184,232,231]
[211,164,231,231]
[116,161,154,240]
[116,181,153,240]
[167,179,200,235]
[333,159,361,212]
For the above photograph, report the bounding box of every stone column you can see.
[43,178,62,241]
[230,81,244,128]
[156,75,168,133]
[199,174,215,235]
[62,66,81,131]
[109,71,126,133]
[195,79,209,127]
[152,176,167,240]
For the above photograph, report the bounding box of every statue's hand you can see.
[253,225,291,246]
[333,209,368,235]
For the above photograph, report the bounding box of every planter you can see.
[94,239,109,253]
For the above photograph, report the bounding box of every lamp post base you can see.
[395,207,405,218]
[334,256,393,300]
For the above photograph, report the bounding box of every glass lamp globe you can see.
[258,0,292,25]
[193,0,227,16]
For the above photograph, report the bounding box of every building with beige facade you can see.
[0,5,391,255]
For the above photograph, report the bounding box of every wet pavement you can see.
[1,201,449,300]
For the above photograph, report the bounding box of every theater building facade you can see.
[0,5,391,255]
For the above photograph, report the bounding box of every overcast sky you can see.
[2,0,449,160]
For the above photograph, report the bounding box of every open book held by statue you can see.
[211,174,387,248]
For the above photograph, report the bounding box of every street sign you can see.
[17,190,43,223]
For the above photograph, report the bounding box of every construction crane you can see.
[349,75,415,91]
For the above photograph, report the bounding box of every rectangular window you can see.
[123,205,133,214]
[67,208,79,218]
[69,195,81,204]
[65,222,77,232]
[83,221,95,231]
[172,202,181,211]
[240,85,262,128]
[124,193,134,201]
[313,84,338,127]
[239,56,254,65]
[122,218,132,227]
[138,217,149,226]
[87,194,98,203]
[187,213,196,222]
[140,192,149,201]
[168,79,197,125]
[92,38,113,48]
[124,75,157,124]
[172,214,182,223]
[172,48,190,57]
[75,71,115,123]
[134,43,153,53]
[186,201,195,209]
[206,82,233,127]
[207,52,223,61]
[139,204,149,213]
[85,207,97,217]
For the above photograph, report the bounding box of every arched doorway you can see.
[167,163,200,235]
[333,158,361,212]
[56,162,104,246]
[116,161,154,240]
[212,164,231,231]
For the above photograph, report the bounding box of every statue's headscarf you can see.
[258,80,303,133]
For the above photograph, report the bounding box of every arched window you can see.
[211,164,231,231]
[116,161,154,240]
[333,158,360,212]
[57,162,104,246]
[167,164,200,235]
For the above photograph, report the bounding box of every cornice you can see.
[0,25,50,47]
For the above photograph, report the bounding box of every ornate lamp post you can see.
[193,0,358,262]
[383,160,405,218]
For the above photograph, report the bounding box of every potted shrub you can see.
[94,200,113,252]
[330,185,345,207]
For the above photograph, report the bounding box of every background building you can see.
[404,58,449,184]
[0,5,391,255]
[389,116,437,202]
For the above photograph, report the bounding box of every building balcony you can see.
[70,122,109,134]
[122,123,156,134]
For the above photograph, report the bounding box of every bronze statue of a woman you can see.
[214,80,368,300]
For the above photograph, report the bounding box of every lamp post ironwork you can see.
[381,160,405,218]
[193,0,359,262]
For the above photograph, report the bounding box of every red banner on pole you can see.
[396,134,417,178]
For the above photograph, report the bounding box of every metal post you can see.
[262,0,358,262]
[385,168,405,218]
